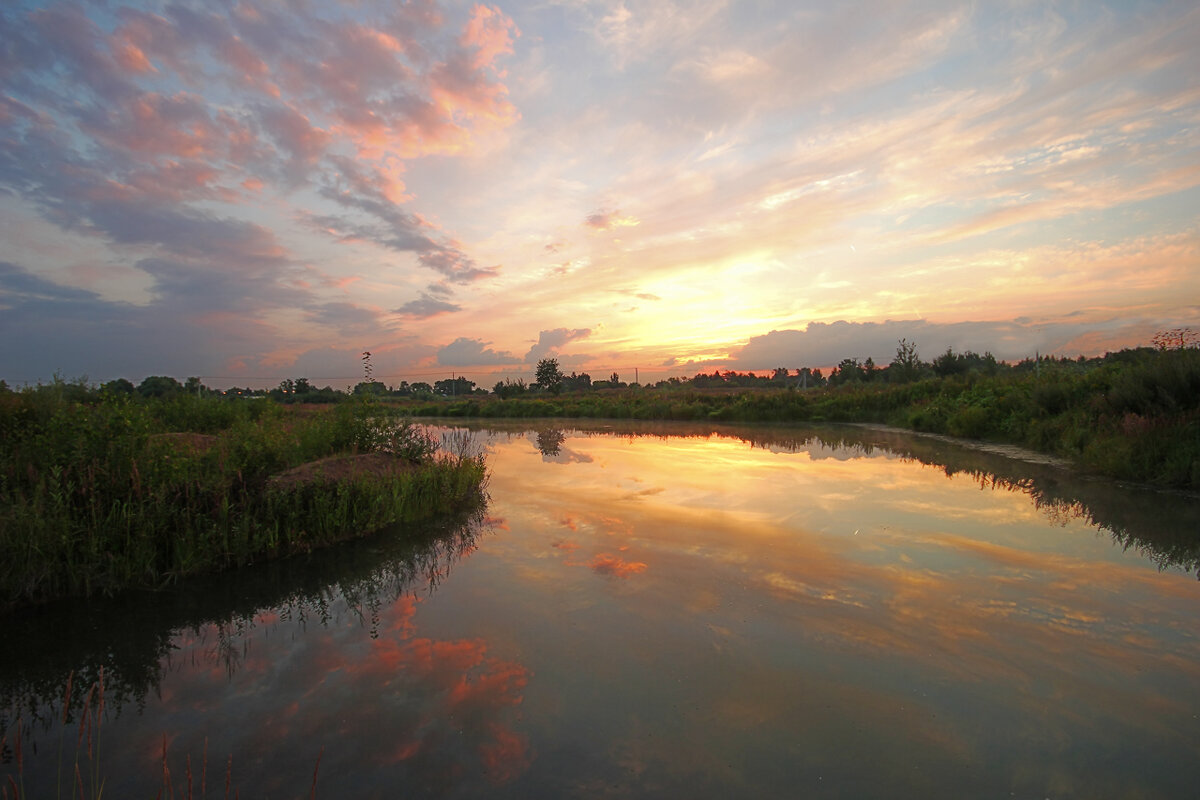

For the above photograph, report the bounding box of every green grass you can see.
[392,348,1200,490]
[0,386,487,612]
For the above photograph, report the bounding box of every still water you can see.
[3,422,1199,798]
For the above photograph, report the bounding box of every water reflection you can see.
[535,427,565,457]
[471,422,1200,797]
[473,419,1200,578]
[4,422,1198,799]
[0,508,535,796]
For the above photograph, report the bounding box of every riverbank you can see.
[394,348,1200,490]
[0,390,487,613]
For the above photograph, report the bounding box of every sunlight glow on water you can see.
[3,423,1198,798]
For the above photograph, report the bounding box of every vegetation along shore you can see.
[396,340,1200,491]
[0,388,487,613]
[3,337,1196,610]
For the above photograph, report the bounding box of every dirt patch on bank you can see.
[268,452,417,489]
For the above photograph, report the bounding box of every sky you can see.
[1,0,1198,389]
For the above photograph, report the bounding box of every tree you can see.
[434,376,476,396]
[863,357,878,382]
[352,380,386,396]
[493,378,527,398]
[535,358,564,394]
[102,377,135,395]
[562,371,592,391]
[830,358,865,385]
[137,375,182,398]
[889,338,924,383]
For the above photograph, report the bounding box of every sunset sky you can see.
[2,0,1197,388]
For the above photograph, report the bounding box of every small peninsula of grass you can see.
[0,388,487,613]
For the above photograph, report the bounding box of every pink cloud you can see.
[461,5,521,71]
[220,36,269,79]
[110,38,156,73]
[86,92,241,160]
[259,103,332,165]
[112,8,190,76]
[125,161,237,203]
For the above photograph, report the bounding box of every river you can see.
[3,422,1198,798]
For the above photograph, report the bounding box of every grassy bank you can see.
[398,348,1200,489]
[0,385,487,612]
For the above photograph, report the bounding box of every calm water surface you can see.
[3,422,1199,799]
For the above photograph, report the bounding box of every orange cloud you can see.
[590,553,648,578]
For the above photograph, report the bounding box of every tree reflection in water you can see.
[469,419,1200,579]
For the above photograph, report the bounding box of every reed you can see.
[0,389,488,612]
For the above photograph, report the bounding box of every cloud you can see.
[525,328,592,362]
[728,318,1149,369]
[584,209,640,231]
[437,337,522,367]
[0,261,102,304]
[0,0,519,382]
[395,294,462,318]
[0,260,237,380]
[315,157,499,283]
[304,301,388,336]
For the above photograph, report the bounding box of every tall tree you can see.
[536,358,565,394]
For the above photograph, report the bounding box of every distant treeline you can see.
[14,338,1179,402]
[3,337,1198,488]
[403,344,1200,490]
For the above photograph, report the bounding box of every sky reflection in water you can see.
[3,423,1199,798]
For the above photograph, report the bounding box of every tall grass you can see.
[0,386,488,612]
